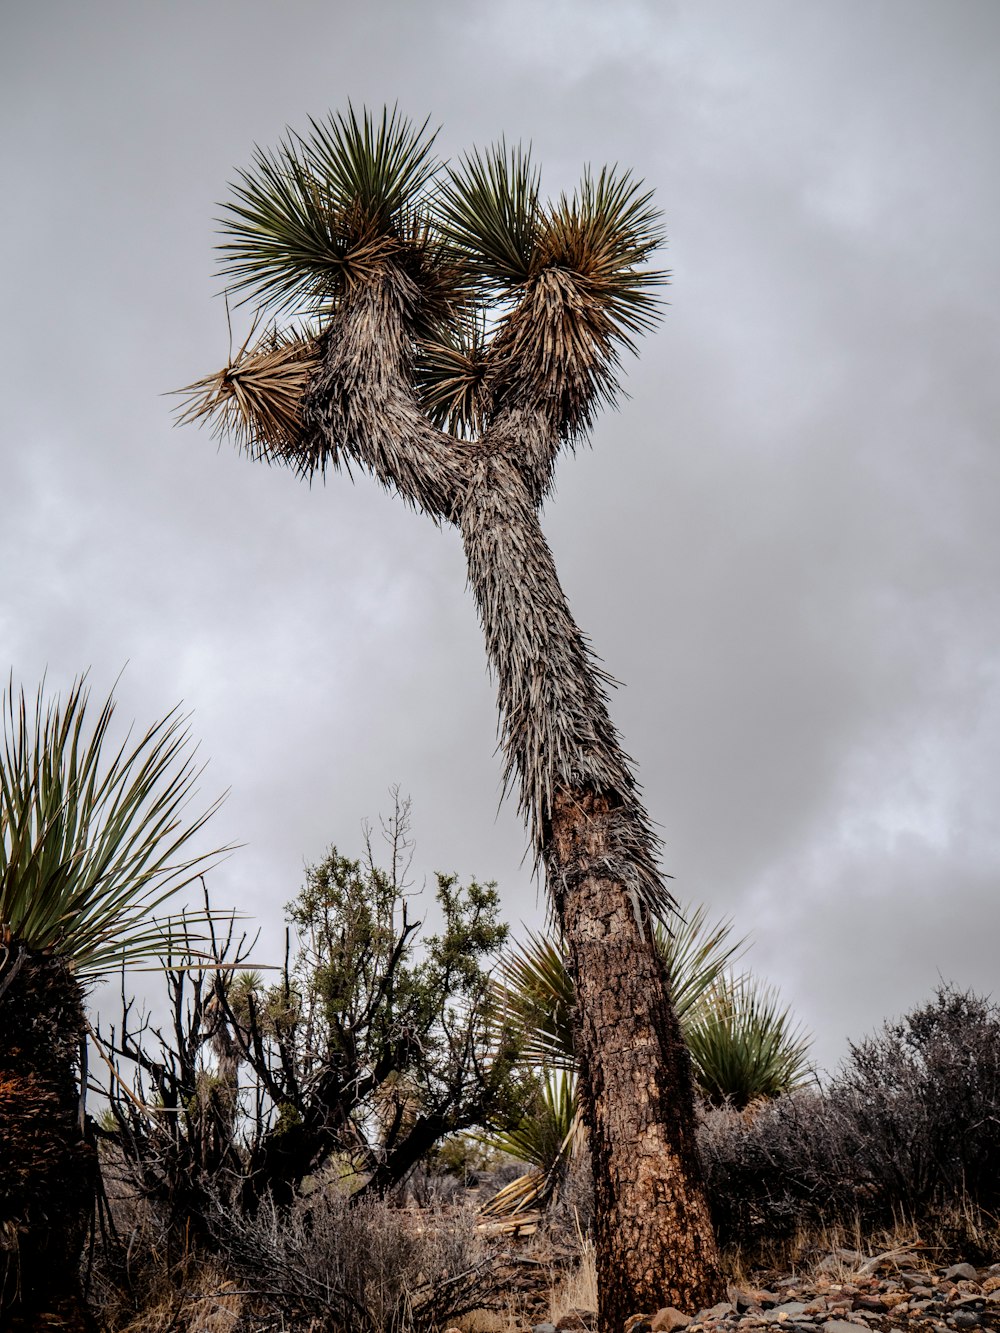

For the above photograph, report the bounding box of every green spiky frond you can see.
[490,167,666,433]
[0,679,227,979]
[684,974,814,1109]
[435,142,540,290]
[495,931,576,1071]
[218,106,442,317]
[438,150,666,434]
[654,903,747,1024]
[495,905,745,1071]
[173,324,320,469]
[537,167,666,346]
[478,1069,580,1217]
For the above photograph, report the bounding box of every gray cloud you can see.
[2,0,997,1072]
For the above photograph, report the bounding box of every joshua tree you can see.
[179,106,725,1324]
[0,679,224,1328]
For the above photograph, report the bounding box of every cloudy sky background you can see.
[2,0,998,1074]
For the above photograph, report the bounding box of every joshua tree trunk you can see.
[460,453,723,1322]
[0,948,97,1331]
[550,789,719,1318]
[300,273,725,1328]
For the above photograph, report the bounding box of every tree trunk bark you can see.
[459,456,724,1330]
[549,789,723,1328]
[0,949,97,1330]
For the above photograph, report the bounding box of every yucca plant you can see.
[181,104,725,1324]
[493,904,745,1069]
[479,1070,581,1218]
[0,677,226,1327]
[684,974,814,1109]
[484,906,810,1211]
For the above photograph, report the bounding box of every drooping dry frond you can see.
[173,326,320,470]
[218,105,441,317]
[488,265,622,437]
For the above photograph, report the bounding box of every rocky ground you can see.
[498,1252,1000,1333]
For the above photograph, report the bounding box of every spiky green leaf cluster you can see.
[495,903,746,1070]
[684,974,814,1109]
[495,930,577,1071]
[0,678,227,978]
[434,142,541,289]
[478,1069,580,1217]
[192,106,668,456]
[218,105,442,316]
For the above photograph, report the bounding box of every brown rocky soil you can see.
[483,1248,1000,1333]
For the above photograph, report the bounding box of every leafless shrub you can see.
[698,985,1000,1259]
[213,1186,508,1332]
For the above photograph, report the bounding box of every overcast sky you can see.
[2,1,998,1075]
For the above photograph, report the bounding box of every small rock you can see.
[532,1325,557,1333]
[952,1314,981,1329]
[981,1275,1000,1295]
[771,1302,809,1318]
[853,1297,887,1313]
[696,1302,735,1321]
[555,1310,595,1330]
[945,1264,980,1284]
[821,1322,864,1333]
[623,1317,652,1333]
[953,1280,984,1297]
[651,1309,693,1332]
[881,1293,910,1310]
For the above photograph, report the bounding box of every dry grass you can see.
[112,1264,242,1333]
[716,1205,1000,1289]
[547,1232,597,1324]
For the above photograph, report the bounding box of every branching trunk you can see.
[0,950,97,1330]
[302,273,724,1327]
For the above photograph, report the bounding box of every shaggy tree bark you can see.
[0,949,97,1332]
[301,272,725,1328]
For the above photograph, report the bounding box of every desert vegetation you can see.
[2,681,999,1331]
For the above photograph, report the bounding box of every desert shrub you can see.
[214,1184,506,1332]
[94,797,528,1242]
[699,984,1000,1252]
[836,984,1000,1211]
